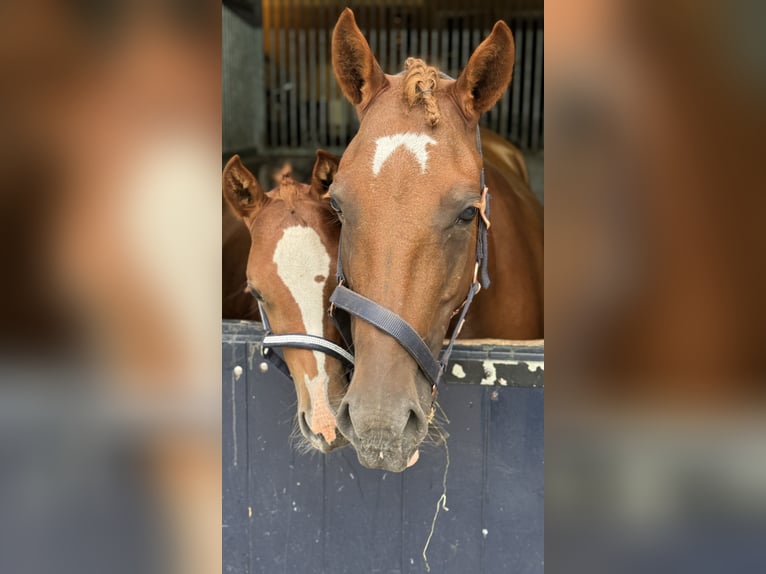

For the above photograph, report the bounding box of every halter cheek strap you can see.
[329,126,491,392]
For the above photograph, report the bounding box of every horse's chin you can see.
[312,433,349,454]
[354,443,420,472]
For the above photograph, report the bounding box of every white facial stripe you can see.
[273,226,335,440]
[273,225,331,338]
[372,132,437,176]
[305,372,337,443]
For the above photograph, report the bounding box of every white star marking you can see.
[372,132,437,176]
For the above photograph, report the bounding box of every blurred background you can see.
[546,0,766,572]
[0,1,220,573]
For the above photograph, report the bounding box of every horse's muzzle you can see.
[352,432,420,472]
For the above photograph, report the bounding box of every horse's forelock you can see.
[402,57,441,127]
[275,177,304,210]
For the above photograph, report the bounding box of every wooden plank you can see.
[484,387,544,573]
[323,449,405,573]
[401,384,488,573]
[222,340,251,574]
[247,342,323,573]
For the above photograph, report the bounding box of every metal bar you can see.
[379,5,388,73]
[389,22,397,73]
[318,9,328,147]
[441,21,450,74]
[308,19,317,146]
[277,4,288,146]
[298,25,308,148]
[431,28,439,69]
[450,20,459,76]
[268,1,278,147]
[287,2,299,147]
[410,3,418,60]
[521,17,535,148]
[510,19,523,144]
[498,25,511,140]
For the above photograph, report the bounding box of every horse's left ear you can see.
[311,149,340,195]
[453,21,515,120]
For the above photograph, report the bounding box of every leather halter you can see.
[258,300,355,381]
[329,126,491,392]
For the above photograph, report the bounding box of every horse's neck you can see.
[461,164,544,340]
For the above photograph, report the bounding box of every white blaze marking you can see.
[273,226,336,441]
[372,132,437,176]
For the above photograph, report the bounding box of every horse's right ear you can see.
[311,150,340,195]
[222,155,268,220]
[332,8,387,110]
[453,21,515,121]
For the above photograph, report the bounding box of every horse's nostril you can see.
[335,400,356,441]
[299,411,311,435]
[404,408,424,438]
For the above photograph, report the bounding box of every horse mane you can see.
[402,57,441,127]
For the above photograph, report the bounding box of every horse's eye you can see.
[457,206,478,224]
[329,196,343,214]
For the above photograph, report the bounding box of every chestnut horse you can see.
[328,9,543,470]
[222,151,349,452]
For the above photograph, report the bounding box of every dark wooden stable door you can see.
[222,320,543,574]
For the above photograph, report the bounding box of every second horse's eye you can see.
[329,196,342,214]
[457,206,478,224]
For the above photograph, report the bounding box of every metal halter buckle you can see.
[479,186,491,230]
[329,278,344,316]
[471,261,482,294]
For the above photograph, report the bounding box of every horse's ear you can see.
[332,8,387,110]
[222,155,268,220]
[453,21,515,120]
[311,150,340,195]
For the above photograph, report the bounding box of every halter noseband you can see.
[329,126,491,393]
[258,300,355,381]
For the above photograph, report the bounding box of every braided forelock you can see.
[403,57,441,127]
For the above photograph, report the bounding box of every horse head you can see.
[222,151,349,452]
[329,8,521,471]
